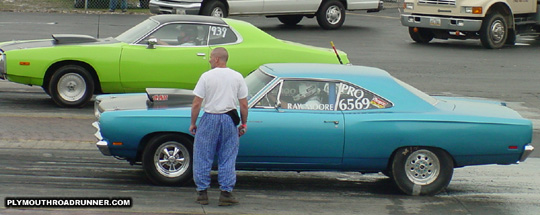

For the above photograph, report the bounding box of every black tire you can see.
[480,12,508,49]
[409,27,434,43]
[391,147,454,196]
[48,65,94,108]
[277,15,304,26]
[139,0,150,9]
[74,0,85,8]
[316,0,345,30]
[200,0,228,18]
[142,134,193,186]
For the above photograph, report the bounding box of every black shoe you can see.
[196,190,208,205]
[219,191,239,206]
[108,9,114,12]
[121,9,127,12]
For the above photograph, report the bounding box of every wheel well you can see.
[44,60,102,94]
[201,0,229,13]
[319,0,348,10]
[135,132,194,162]
[386,146,457,172]
[486,3,514,27]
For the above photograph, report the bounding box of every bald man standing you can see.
[189,47,248,206]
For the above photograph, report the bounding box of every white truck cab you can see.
[400,0,540,48]
[149,0,383,29]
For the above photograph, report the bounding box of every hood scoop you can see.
[52,34,98,45]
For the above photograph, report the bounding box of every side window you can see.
[139,24,209,46]
[254,83,281,108]
[279,80,334,111]
[335,82,392,111]
[208,25,238,45]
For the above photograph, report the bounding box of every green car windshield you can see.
[245,69,275,102]
[116,19,160,44]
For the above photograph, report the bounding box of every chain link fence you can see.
[0,0,399,14]
[0,0,151,13]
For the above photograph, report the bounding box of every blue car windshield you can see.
[245,69,275,101]
[116,19,160,44]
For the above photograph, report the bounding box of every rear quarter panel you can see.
[4,43,123,92]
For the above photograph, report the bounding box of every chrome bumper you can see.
[519,144,534,162]
[92,121,111,156]
[400,14,482,32]
[149,1,201,14]
[96,140,111,156]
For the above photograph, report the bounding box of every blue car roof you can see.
[259,63,392,81]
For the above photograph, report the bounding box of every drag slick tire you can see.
[391,147,454,195]
[278,15,304,26]
[409,27,434,43]
[142,134,193,186]
[48,65,94,108]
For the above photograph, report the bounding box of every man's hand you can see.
[189,124,197,135]
[238,124,247,137]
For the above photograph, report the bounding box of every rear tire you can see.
[409,27,434,43]
[200,0,228,18]
[391,147,453,196]
[316,0,345,30]
[142,134,193,186]
[48,65,94,108]
[278,15,304,26]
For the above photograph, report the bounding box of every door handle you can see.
[324,121,339,125]
[197,53,206,56]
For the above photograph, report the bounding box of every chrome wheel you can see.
[489,20,506,44]
[405,149,440,185]
[154,141,190,178]
[325,5,342,25]
[211,7,224,17]
[57,72,86,102]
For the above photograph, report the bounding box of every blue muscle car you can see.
[93,63,534,195]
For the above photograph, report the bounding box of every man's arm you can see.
[189,96,203,135]
[238,98,248,136]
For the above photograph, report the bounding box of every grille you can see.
[418,0,456,6]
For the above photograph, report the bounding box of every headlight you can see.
[462,6,482,14]
[404,2,414,10]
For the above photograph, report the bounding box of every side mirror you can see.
[147,38,158,49]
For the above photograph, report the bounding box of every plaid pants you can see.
[193,113,239,192]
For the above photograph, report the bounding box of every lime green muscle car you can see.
[0,15,348,107]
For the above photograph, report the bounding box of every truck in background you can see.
[149,0,383,30]
[400,0,540,48]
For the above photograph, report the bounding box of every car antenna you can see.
[330,41,343,64]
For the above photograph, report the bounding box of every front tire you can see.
[409,27,434,43]
[316,0,345,30]
[278,15,304,26]
[142,134,193,186]
[200,0,228,18]
[480,12,508,49]
[391,147,454,196]
[48,65,94,108]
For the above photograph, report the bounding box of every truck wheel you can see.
[200,0,228,18]
[48,65,94,108]
[316,0,345,30]
[409,27,434,43]
[277,15,304,26]
[480,12,507,49]
[391,147,454,196]
[142,134,193,186]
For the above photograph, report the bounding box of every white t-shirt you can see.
[193,67,248,114]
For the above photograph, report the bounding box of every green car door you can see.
[118,23,212,92]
